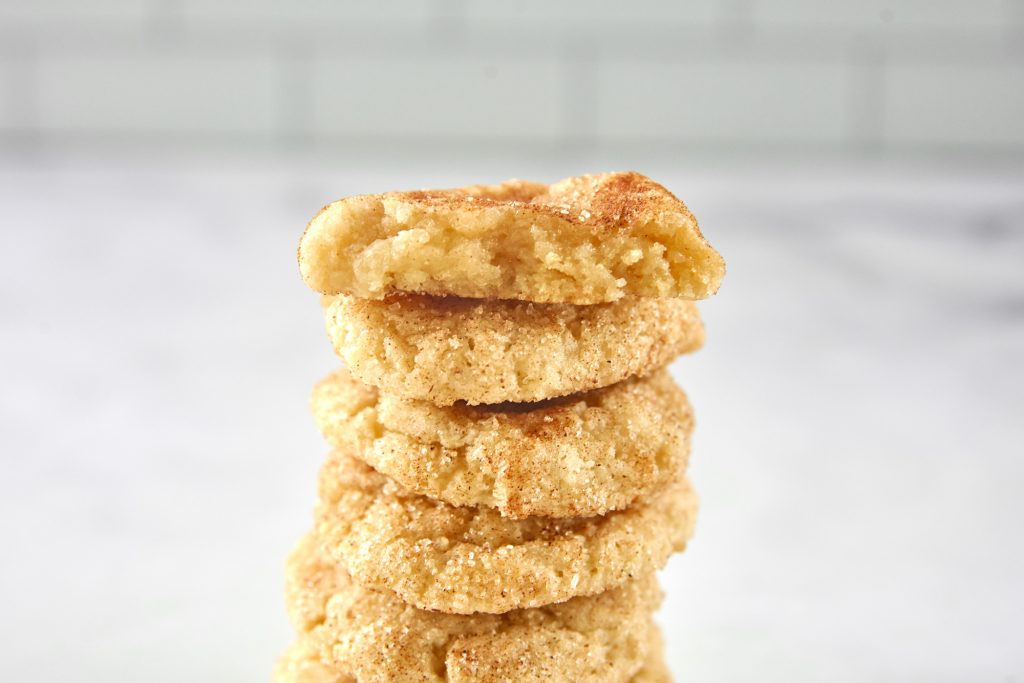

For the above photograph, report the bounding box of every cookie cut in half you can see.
[299,171,725,304]
[312,366,693,519]
[314,451,697,615]
[277,532,665,683]
[323,293,704,406]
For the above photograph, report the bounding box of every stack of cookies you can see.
[277,172,725,682]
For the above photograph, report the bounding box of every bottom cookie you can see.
[632,624,672,683]
[274,623,672,683]
[279,532,667,682]
[273,638,352,683]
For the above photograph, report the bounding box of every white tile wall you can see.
[309,57,564,139]
[596,62,849,144]
[751,0,1012,29]
[884,63,1024,147]
[36,56,280,134]
[180,0,434,24]
[464,0,723,25]
[0,59,24,129]
[0,0,1021,155]
[0,0,152,23]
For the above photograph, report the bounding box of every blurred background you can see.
[1,1,1022,681]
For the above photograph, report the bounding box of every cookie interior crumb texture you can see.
[299,171,725,304]
[312,366,693,518]
[324,292,704,405]
[314,451,698,615]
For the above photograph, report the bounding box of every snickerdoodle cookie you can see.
[633,625,671,683]
[273,627,670,683]
[277,532,666,683]
[323,293,704,406]
[299,171,725,304]
[314,451,697,615]
[273,638,353,683]
[311,367,692,519]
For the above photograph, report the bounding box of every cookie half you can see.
[314,451,697,614]
[299,171,724,304]
[324,293,704,406]
[277,532,665,683]
[312,366,693,519]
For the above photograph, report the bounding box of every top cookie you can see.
[298,171,725,304]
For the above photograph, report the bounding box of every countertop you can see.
[1,155,1021,681]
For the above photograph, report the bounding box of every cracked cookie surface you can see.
[276,533,667,683]
[299,171,724,304]
[324,293,704,406]
[314,451,697,615]
[312,367,693,518]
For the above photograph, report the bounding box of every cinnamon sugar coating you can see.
[312,367,692,519]
[273,626,671,683]
[276,533,668,683]
[324,293,704,406]
[314,451,697,615]
[273,638,354,683]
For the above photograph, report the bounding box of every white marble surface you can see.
[1,154,1022,682]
